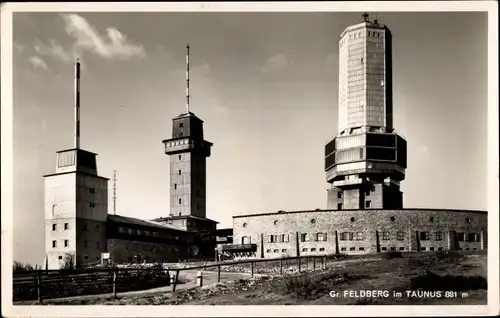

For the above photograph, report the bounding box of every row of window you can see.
[51,239,101,249]
[266,247,327,254]
[110,239,178,253]
[52,223,100,232]
[117,226,185,241]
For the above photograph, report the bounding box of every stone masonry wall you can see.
[232,209,487,259]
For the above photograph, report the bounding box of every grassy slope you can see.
[31,252,487,306]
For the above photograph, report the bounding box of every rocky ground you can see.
[30,251,487,306]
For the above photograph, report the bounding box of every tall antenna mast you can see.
[186,44,190,113]
[113,170,117,215]
[74,58,81,149]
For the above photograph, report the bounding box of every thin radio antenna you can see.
[186,44,190,113]
[74,58,81,149]
[113,170,117,215]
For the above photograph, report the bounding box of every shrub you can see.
[60,252,75,270]
[13,261,34,273]
[384,251,403,259]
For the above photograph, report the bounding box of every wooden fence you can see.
[13,253,350,302]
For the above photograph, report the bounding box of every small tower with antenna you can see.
[43,59,109,269]
[160,45,217,232]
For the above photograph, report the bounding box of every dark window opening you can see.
[399,247,405,251]
[52,224,57,231]
[338,203,343,210]
[58,256,63,260]
[366,201,371,208]
[337,191,343,199]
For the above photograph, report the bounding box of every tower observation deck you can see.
[325,14,407,210]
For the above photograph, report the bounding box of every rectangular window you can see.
[457,232,465,241]
[365,190,370,197]
[58,256,63,260]
[338,203,343,210]
[118,227,125,233]
[90,202,95,208]
[319,248,325,252]
[366,201,371,208]
[316,232,327,241]
[83,223,88,231]
[89,187,95,194]
[179,198,182,204]
[390,247,396,251]
[64,223,69,230]
[359,247,365,251]
[52,224,57,231]
[96,225,100,232]
[382,231,390,240]
[430,247,435,251]
[396,231,405,241]
[435,232,443,241]
[179,123,184,128]
[341,247,347,251]
[420,232,430,241]
[273,249,279,253]
[475,233,481,242]
[349,247,355,251]
[337,192,343,199]
[311,248,317,252]
[300,233,310,242]
[302,248,308,252]
[52,240,57,248]
[84,240,88,247]
[266,249,271,253]
[178,155,182,160]
[178,170,181,175]
[84,255,89,260]
[282,249,287,253]
[64,240,69,247]
[438,247,443,251]
[96,256,100,261]
[466,233,476,242]
[174,184,177,190]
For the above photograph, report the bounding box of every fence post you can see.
[297,257,301,272]
[217,265,221,282]
[36,270,42,303]
[172,269,180,292]
[112,270,117,298]
[324,255,327,269]
[313,257,316,270]
[251,262,254,277]
[197,271,203,287]
[279,259,283,275]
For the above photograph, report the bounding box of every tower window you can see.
[64,240,69,247]
[179,198,182,205]
[366,201,371,208]
[58,256,63,260]
[178,170,181,175]
[52,240,57,248]
[64,223,69,230]
[174,184,177,189]
[179,123,184,128]
[52,224,57,231]
[179,155,182,160]
[338,203,343,210]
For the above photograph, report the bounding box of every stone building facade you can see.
[229,209,487,259]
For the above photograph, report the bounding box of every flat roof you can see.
[233,208,488,219]
[108,214,186,232]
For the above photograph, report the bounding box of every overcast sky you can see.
[12,11,487,265]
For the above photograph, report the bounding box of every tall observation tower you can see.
[160,45,217,232]
[325,14,407,210]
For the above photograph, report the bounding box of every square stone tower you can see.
[44,60,108,269]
